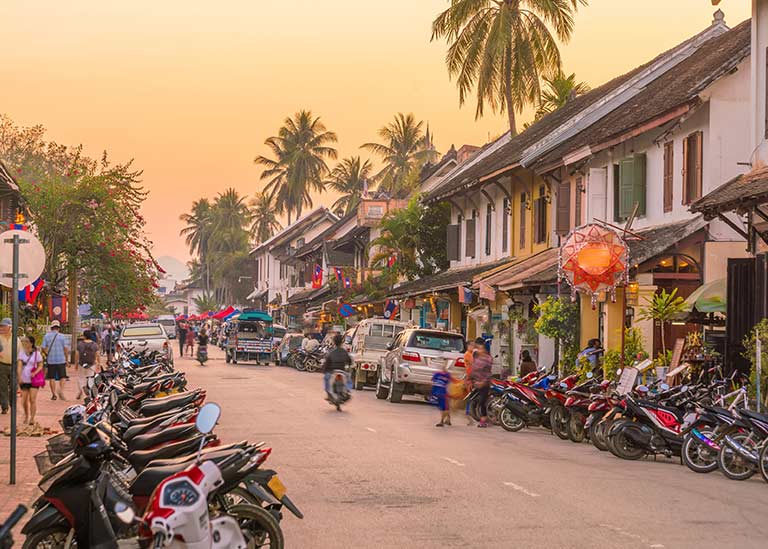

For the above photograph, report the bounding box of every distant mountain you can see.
[157,256,189,282]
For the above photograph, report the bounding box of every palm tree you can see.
[249,191,282,244]
[209,188,251,254]
[637,288,687,364]
[325,156,374,215]
[535,71,591,120]
[254,110,338,224]
[361,113,438,197]
[431,0,588,136]
[193,292,219,315]
[180,198,213,290]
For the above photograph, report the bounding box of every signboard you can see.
[0,229,46,288]
[479,281,496,301]
[669,338,686,371]
[339,303,354,318]
[616,367,639,395]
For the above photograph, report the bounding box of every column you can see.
[580,293,600,349]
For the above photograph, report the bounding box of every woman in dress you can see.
[18,335,44,426]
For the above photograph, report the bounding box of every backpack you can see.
[80,341,98,366]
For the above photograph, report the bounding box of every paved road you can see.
[178,349,768,549]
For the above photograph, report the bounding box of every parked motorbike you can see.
[0,505,26,549]
[327,370,351,411]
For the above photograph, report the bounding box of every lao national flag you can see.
[333,267,344,281]
[387,255,396,268]
[458,286,473,304]
[383,299,399,319]
[19,277,44,304]
[50,295,67,322]
[312,264,323,289]
[343,277,352,289]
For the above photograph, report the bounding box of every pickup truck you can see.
[116,322,174,364]
[349,318,409,390]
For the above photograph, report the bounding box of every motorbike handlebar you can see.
[0,505,27,542]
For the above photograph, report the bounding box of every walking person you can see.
[177,321,188,357]
[462,339,476,425]
[41,320,70,401]
[185,328,195,357]
[519,350,537,377]
[17,335,44,426]
[470,337,493,428]
[102,324,115,364]
[76,330,99,400]
[432,362,452,427]
[0,317,21,415]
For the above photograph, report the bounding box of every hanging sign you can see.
[0,229,46,289]
[339,303,354,318]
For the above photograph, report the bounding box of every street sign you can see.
[339,303,354,318]
[0,229,45,288]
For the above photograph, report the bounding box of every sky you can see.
[0,1,751,262]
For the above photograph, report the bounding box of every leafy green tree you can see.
[431,0,588,135]
[193,292,219,314]
[361,114,438,197]
[326,156,373,215]
[535,70,591,120]
[254,110,337,224]
[249,191,282,244]
[534,296,579,372]
[637,288,687,360]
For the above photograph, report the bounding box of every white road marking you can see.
[287,392,296,397]
[365,427,377,433]
[649,545,665,548]
[503,482,540,497]
[442,457,465,467]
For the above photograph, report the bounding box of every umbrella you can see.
[682,278,726,314]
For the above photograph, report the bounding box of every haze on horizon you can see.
[0,1,750,262]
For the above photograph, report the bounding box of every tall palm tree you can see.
[254,110,338,224]
[535,70,591,120]
[209,188,252,254]
[179,198,213,291]
[249,191,282,244]
[431,0,588,136]
[361,113,438,198]
[325,156,374,215]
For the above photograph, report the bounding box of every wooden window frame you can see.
[663,141,674,212]
[682,131,703,205]
[501,197,510,253]
[519,193,527,250]
[485,203,492,256]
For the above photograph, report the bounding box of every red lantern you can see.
[559,224,628,307]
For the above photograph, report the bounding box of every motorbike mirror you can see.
[680,385,689,393]
[660,383,670,391]
[636,385,649,393]
[586,372,594,379]
[547,374,557,381]
[616,368,623,376]
[195,403,221,434]
[114,502,136,525]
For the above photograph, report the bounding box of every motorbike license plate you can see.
[267,475,287,500]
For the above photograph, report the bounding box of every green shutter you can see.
[632,153,646,216]
[618,158,635,219]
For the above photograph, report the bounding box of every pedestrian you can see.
[462,339,476,425]
[432,362,452,427]
[577,339,603,373]
[41,320,70,401]
[102,324,115,364]
[520,350,537,377]
[0,317,21,414]
[18,335,44,426]
[177,321,188,357]
[76,330,99,400]
[470,337,493,428]
[185,328,195,356]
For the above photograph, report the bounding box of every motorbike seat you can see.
[129,448,243,497]
[146,441,249,468]
[128,434,209,472]
[139,391,202,417]
[738,409,768,430]
[122,407,193,438]
[128,423,197,452]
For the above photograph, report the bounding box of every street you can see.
[177,347,768,549]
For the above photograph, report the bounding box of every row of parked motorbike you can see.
[282,346,328,373]
[466,366,768,483]
[21,346,301,548]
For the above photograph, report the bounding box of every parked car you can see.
[116,322,174,364]
[276,332,304,365]
[155,314,177,339]
[376,328,466,403]
[349,318,409,390]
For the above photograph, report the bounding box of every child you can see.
[185,329,196,356]
[431,362,452,427]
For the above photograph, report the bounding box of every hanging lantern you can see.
[559,223,629,307]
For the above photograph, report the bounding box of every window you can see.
[663,141,674,212]
[519,193,527,250]
[407,331,466,352]
[555,180,571,235]
[121,326,164,338]
[502,197,510,253]
[615,153,647,221]
[465,210,477,258]
[485,203,492,255]
[533,185,548,244]
[683,132,703,204]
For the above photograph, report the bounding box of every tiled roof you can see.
[287,286,331,305]
[292,211,357,259]
[387,257,516,299]
[690,167,768,217]
[475,248,558,291]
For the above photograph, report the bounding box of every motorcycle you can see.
[327,370,351,411]
[197,344,209,366]
[1,505,27,549]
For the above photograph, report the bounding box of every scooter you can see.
[197,345,209,366]
[327,370,351,411]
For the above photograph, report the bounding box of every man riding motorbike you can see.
[323,334,351,401]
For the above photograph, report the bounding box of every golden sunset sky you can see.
[1,1,750,263]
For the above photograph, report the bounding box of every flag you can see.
[19,277,44,304]
[343,277,352,289]
[458,286,473,304]
[312,264,323,289]
[50,295,67,322]
[383,299,399,319]
[333,267,344,281]
[387,255,397,268]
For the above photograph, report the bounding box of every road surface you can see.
[179,348,768,549]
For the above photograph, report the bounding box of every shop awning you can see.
[682,278,726,314]
[387,257,516,300]
[287,286,331,305]
[628,217,707,267]
[212,306,235,320]
[691,167,768,218]
[475,248,559,292]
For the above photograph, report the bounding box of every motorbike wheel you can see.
[589,417,609,452]
[487,396,503,425]
[567,411,586,443]
[353,369,365,391]
[499,408,525,432]
[717,434,757,481]
[681,432,719,474]
[22,526,75,548]
[229,504,285,549]
[375,372,388,400]
[468,400,482,422]
[609,428,645,460]
[295,358,307,372]
[550,405,569,440]
[305,358,319,373]
[222,487,261,509]
[758,442,768,484]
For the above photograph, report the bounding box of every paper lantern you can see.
[559,224,628,307]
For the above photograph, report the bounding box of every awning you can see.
[682,278,726,314]
[287,286,331,305]
[238,311,273,322]
[212,306,235,320]
[476,249,559,292]
[690,166,768,218]
[387,257,516,299]
[628,217,707,267]
[223,309,240,321]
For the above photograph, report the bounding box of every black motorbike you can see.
[0,505,27,549]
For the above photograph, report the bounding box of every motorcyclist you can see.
[323,334,351,399]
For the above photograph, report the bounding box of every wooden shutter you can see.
[694,132,703,201]
[618,158,635,219]
[446,224,460,261]
[532,196,540,243]
[682,136,689,204]
[556,181,571,235]
[632,153,647,216]
[465,217,476,258]
[574,176,583,227]
[519,194,526,250]
[663,142,673,212]
[588,168,606,222]
[485,203,492,255]
[502,198,510,253]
